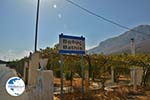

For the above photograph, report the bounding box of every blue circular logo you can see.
[5,77,25,96]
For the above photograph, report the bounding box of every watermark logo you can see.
[5,77,25,96]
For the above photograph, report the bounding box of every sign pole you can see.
[81,54,84,99]
[60,54,64,100]
[59,34,85,99]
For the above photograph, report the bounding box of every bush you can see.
[55,70,61,78]
[65,72,72,80]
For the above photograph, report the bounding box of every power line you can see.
[65,0,147,34]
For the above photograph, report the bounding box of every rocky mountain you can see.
[88,25,150,54]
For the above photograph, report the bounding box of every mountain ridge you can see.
[88,25,150,54]
[0,60,7,64]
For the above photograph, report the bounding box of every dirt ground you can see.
[54,77,150,100]
[54,77,82,87]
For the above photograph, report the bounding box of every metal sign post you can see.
[81,54,84,99]
[60,54,64,100]
[59,33,85,100]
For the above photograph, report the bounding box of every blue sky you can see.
[0,0,150,61]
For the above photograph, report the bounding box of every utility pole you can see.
[131,38,137,91]
[34,0,40,52]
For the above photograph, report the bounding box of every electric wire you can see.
[65,0,147,35]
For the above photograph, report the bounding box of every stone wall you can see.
[0,66,29,100]
[130,67,143,86]
[35,70,54,100]
[28,52,40,87]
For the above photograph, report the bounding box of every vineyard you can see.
[8,46,150,99]
[37,46,150,87]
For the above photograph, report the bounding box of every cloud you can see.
[86,44,98,50]
[0,50,32,61]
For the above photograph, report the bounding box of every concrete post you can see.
[28,52,40,87]
[111,67,115,83]
[23,62,28,81]
[36,70,53,100]
[23,61,29,84]
[39,58,48,70]
[136,67,143,85]
[131,38,137,90]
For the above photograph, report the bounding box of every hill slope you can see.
[88,25,150,54]
[0,60,7,64]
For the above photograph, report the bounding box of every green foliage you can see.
[65,71,72,80]
[55,70,61,78]
[6,45,150,87]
